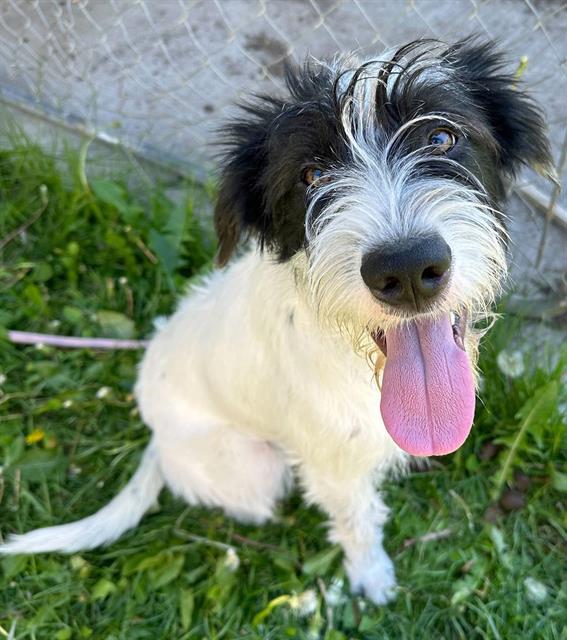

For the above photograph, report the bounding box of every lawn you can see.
[0,139,565,640]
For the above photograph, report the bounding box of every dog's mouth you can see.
[371,309,467,356]
[371,309,475,457]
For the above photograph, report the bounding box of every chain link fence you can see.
[0,0,566,283]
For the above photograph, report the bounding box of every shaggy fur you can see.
[0,38,553,605]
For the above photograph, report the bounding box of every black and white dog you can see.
[0,39,553,604]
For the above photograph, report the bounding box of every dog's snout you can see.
[361,234,452,311]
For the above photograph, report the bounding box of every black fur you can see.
[213,38,553,266]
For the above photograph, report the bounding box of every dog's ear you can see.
[448,39,555,181]
[214,163,253,268]
[214,104,279,267]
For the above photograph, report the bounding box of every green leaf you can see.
[62,305,84,327]
[132,552,167,574]
[179,588,194,631]
[359,616,376,632]
[91,577,117,601]
[492,381,559,499]
[14,449,63,482]
[91,179,128,214]
[451,573,479,605]
[551,468,567,493]
[23,283,46,310]
[2,554,28,580]
[302,545,341,576]
[96,310,135,339]
[148,229,179,282]
[149,553,185,588]
[34,261,54,282]
[55,628,72,640]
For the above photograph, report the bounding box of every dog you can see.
[0,38,553,604]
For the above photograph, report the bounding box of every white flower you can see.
[96,386,111,399]
[0,373,6,386]
[290,589,318,617]
[62,399,73,408]
[223,547,240,572]
[524,577,548,604]
[118,276,128,286]
[496,350,525,379]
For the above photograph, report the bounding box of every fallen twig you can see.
[230,532,283,553]
[7,330,148,350]
[400,527,453,551]
[172,528,234,551]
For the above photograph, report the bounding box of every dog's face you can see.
[214,39,553,457]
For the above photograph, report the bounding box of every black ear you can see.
[214,100,282,266]
[448,39,555,180]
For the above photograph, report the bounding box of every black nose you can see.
[361,234,452,311]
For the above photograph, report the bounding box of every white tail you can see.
[0,442,164,554]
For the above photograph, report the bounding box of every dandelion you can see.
[25,428,45,445]
[496,349,525,379]
[96,386,111,399]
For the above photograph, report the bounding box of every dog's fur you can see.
[0,39,553,604]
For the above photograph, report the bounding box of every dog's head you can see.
[214,38,553,456]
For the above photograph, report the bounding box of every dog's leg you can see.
[300,467,396,605]
[156,426,292,524]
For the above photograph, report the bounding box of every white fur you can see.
[0,251,407,603]
[0,443,163,553]
[0,47,509,605]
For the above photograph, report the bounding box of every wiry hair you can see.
[214,37,552,265]
[213,36,552,356]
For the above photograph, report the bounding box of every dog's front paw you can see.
[346,546,397,605]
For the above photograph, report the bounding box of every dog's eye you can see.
[427,129,457,154]
[302,166,328,186]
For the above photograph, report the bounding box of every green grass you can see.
[0,140,565,640]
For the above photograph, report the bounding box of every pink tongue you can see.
[380,316,475,457]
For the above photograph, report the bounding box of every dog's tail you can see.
[0,441,164,555]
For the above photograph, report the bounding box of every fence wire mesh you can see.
[0,0,566,278]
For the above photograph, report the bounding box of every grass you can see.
[0,139,565,640]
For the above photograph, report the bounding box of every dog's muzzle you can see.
[360,233,451,312]
[360,235,475,459]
